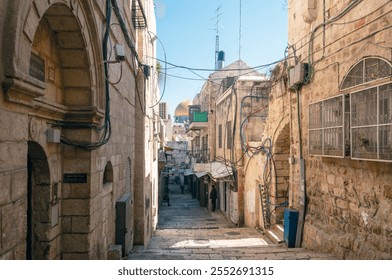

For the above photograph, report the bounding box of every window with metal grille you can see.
[309,95,345,157]
[343,57,392,162]
[309,57,392,162]
[341,57,391,89]
[351,83,392,161]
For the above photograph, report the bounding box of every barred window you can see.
[309,57,392,162]
[341,57,391,89]
[309,95,345,157]
[351,83,392,161]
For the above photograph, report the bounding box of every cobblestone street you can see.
[127,184,337,260]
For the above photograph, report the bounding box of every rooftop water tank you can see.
[217,51,225,69]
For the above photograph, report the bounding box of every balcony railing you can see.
[190,147,210,163]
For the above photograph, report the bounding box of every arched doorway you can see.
[270,123,291,225]
[25,2,97,259]
[27,141,51,260]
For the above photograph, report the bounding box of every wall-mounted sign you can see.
[29,53,45,82]
[63,173,87,184]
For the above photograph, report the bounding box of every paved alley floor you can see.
[127,184,337,260]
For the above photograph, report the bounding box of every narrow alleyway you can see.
[127,184,336,260]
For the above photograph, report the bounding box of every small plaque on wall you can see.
[63,173,87,184]
[29,53,45,82]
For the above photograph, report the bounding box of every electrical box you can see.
[114,44,125,61]
[143,65,151,78]
[46,128,61,143]
[289,63,308,89]
[115,193,132,256]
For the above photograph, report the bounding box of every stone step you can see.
[266,224,284,244]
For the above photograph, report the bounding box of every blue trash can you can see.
[284,208,299,248]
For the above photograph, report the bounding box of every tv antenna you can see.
[211,5,223,70]
[239,0,242,62]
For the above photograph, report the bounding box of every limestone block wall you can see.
[273,0,392,259]
[0,110,29,260]
[0,0,155,260]
[242,144,263,228]
[304,158,392,259]
[215,78,269,226]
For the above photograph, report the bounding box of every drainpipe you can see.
[295,88,306,247]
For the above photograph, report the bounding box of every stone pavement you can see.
[127,184,337,260]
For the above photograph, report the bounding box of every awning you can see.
[195,172,208,178]
[193,163,211,173]
[210,161,233,179]
[192,162,232,180]
[183,169,194,176]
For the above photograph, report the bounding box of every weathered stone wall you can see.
[266,0,392,259]
[304,158,392,259]
[215,78,270,226]
[133,0,159,249]
[0,0,156,260]
[0,110,29,260]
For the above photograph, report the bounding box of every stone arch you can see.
[27,141,51,260]
[2,0,104,119]
[271,122,291,225]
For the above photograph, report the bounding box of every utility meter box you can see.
[289,63,308,89]
[46,128,61,143]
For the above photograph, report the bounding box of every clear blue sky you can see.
[155,0,288,116]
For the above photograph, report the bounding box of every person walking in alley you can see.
[162,176,171,206]
[210,185,217,212]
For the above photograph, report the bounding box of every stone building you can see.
[215,75,270,226]
[187,60,271,221]
[264,0,392,259]
[0,0,159,259]
[189,60,261,163]
[185,0,391,259]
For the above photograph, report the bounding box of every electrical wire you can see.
[59,0,148,150]
[163,72,208,81]
[148,31,168,108]
[306,0,363,83]
[152,56,295,73]
[110,0,142,66]
[60,0,112,150]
